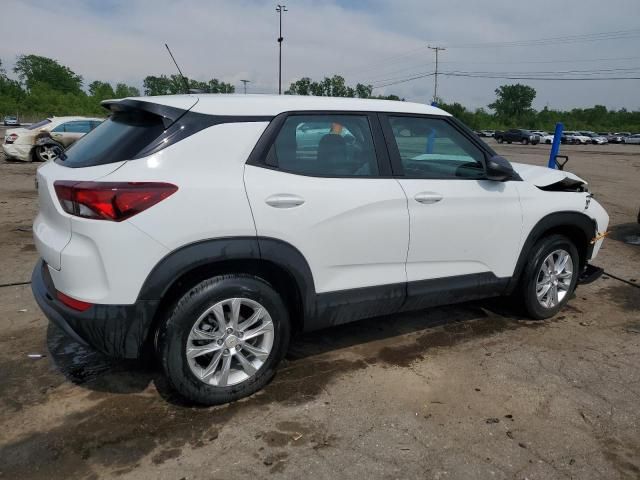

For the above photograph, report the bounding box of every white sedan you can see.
[535,131,555,144]
[624,134,640,144]
[565,131,591,145]
[2,116,103,162]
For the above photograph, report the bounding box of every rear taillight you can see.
[5,133,18,144]
[53,181,178,222]
[56,291,93,311]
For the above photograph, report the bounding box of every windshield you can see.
[27,119,52,130]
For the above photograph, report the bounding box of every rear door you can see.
[244,112,409,295]
[380,114,522,287]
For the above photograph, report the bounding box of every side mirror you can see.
[485,155,515,181]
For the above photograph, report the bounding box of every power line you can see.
[354,55,640,85]
[443,73,640,81]
[371,70,640,89]
[371,67,640,88]
[445,28,640,49]
[346,28,640,80]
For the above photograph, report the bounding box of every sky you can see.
[1,0,639,110]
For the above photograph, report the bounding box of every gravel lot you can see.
[0,134,639,479]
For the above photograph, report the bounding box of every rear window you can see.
[59,111,165,168]
[27,119,51,130]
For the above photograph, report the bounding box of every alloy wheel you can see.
[185,297,274,387]
[536,249,573,308]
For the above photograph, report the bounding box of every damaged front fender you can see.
[510,162,587,191]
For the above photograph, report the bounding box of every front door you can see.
[381,114,523,286]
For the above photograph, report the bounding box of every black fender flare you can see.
[136,236,317,337]
[506,211,597,293]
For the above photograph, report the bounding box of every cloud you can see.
[1,0,639,110]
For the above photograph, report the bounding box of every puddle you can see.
[624,235,640,246]
[0,302,552,478]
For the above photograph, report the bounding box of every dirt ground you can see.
[0,134,639,480]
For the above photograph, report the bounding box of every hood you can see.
[511,162,587,188]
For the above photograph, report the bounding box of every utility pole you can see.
[276,4,288,95]
[240,79,250,94]
[428,45,446,104]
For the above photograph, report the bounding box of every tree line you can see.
[0,54,234,120]
[1,54,638,131]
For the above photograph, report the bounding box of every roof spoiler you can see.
[100,98,197,129]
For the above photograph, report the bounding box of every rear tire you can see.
[34,144,61,162]
[497,137,504,144]
[521,138,529,145]
[517,235,579,320]
[157,274,290,405]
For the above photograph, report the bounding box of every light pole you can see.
[276,4,288,95]
[428,45,446,105]
[240,79,250,94]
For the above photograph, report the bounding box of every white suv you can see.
[31,94,609,405]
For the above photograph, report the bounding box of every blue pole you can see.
[548,122,564,169]
[426,128,436,153]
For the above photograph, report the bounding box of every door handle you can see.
[414,192,443,204]
[265,194,305,208]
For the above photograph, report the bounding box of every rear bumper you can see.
[31,259,159,359]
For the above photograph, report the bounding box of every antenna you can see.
[164,43,190,94]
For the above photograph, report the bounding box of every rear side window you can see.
[269,114,379,177]
[387,116,485,179]
[59,111,165,167]
[27,119,51,130]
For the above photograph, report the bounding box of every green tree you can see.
[488,84,537,124]
[143,75,173,95]
[114,83,140,97]
[88,80,115,100]
[285,77,312,95]
[14,54,83,93]
[207,78,235,93]
[285,75,374,98]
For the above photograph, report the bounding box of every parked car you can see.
[3,115,19,126]
[534,131,555,144]
[579,131,608,145]
[31,95,609,405]
[494,129,540,145]
[564,131,591,145]
[2,116,103,162]
[479,130,495,138]
[624,134,640,144]
[607,133,627,143]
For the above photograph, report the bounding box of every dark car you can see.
[494,129,540,145]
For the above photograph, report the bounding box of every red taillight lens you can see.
[56,291,93,312]
[5,133,18,144]
[53,181,178,222]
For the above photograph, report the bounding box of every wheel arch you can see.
[137,237,316,352]
[506,211,596,294]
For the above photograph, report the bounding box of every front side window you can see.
[269,115,379,177]
[388,116,485,179]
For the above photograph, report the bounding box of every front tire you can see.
[517,235,579,320]
[157,274,291,405]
